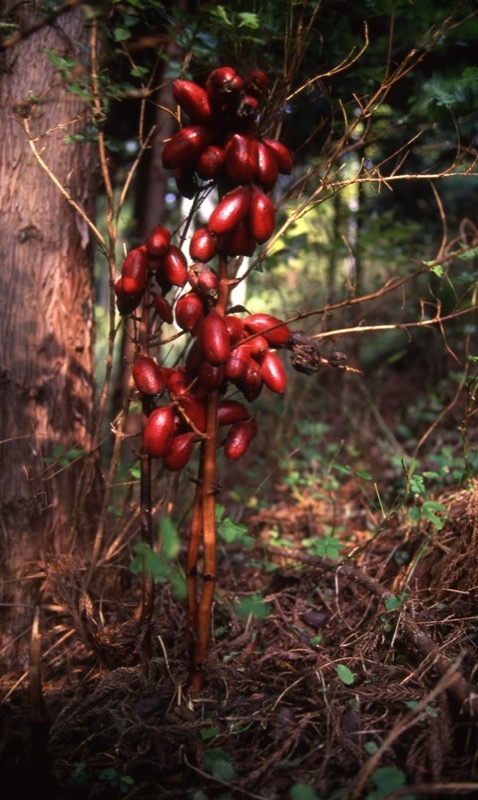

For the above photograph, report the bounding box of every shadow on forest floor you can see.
[1,474,478,800]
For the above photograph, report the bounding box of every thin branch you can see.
[22,118,105,249]
[0,0,82,50]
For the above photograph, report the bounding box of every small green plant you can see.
[366,766,414,800]
[234,592,271,621]
[203,748,237,780]
[130,517,186,599]
[335,663,355,686]
[99,767,135,795]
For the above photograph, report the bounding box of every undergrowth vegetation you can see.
[1,1,478,798]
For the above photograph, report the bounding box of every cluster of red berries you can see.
[129,305,291,469]
[165,66,293,256]
[114,66,295,468]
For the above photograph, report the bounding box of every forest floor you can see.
[1,363,478,800]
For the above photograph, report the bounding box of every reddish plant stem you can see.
[138,287,155,655]
[186,472,203,642]
[188,256,230,692]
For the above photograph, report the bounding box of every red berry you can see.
[196,310,231,366]
[224,418,258,461]
[162,125,213,170]
[144,405,175,458]
[244,313,291,348]
[175,291,204,332]
[249,185,275,244]
[172,79,214,125]
[121,246,148,294]
[164,432,196,471]
[208,186,250,235]
[162,245,188,286]
[132,355,164,396]
[259,351,287,394]
[146,225,171,257]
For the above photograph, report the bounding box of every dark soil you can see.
[2,476,478,800]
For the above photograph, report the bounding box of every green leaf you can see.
[364,740,379,754]
[458,245,478,261]
[170,570,187,600]
[200,725,221,741]
[367,766,413,800]
[114,27,131,42]
[384,594,404,612]
[237,12,260,29]
[131,65,150,78]
[431,264,445,277]
[159,516,180,559]
[336,664,355,685]
[203,749,237,780]
[218,516,250,545]
[234,593,271,621]
[356,469,373,480]
[331,461,351,474]
[309,537,344,560]
[290,784,321,800]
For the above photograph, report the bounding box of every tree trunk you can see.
[0,5,100,667]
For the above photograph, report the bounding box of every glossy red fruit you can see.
[263,139,293,175]
[195,269,219,297]
[132,355,164,396]
[121,246,148,294]
[176,394,207,432]
[257,142,279,191]
[146,225,171,257]
[244,313,291,347]
[224,418,258,461]
[162,125,213,170]
[175,292,204,332]
[196,145,225,179]
[190,226,217,262]
[246,334,269,357]
[185,340,202,376]
[217,400,250,426]
[217,220,256,257]
[206,67,243,101]
[114,277,143,315]
[224,344,252,381]
[238,358,263,401]
[249,185,275,244]
[208,186,250,235]
[162,245,188,286]
[224,133,258,184]
[236,94,259,120]
[197,361,224,390]
[144,405,175,458]
[259,351,287,394]
[244,69,269,98]
[196,310,231,366]
[224,315,245,343]
[172,79,214,125]
[164,432,196,471]
[165,367,190,397]
[152,292,173,324]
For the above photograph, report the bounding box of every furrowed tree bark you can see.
[0,5,100,667]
